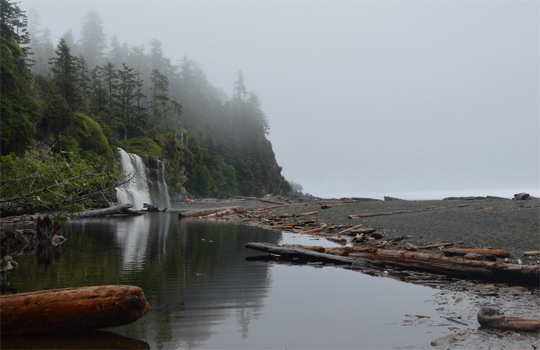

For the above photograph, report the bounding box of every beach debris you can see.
[246,243,540,286]
[417,242,454,250]
[443,248,511,258]
[405,243,418,251]
[178,206,243,219]
[430,331,470,347]
[337,224,363,235]
[0,285,150,336]
[477,306,540,332]
[320,204,335,209]
[297,211,318,217]
[463,253,497,261]
[524,251,540,256]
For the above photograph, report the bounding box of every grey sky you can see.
[22,0,539,199]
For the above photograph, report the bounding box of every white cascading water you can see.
[116,148,171,210]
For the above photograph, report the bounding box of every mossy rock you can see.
[123,137,163,158]
[63,113,113,160]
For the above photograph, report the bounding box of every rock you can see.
[405,243,418,251]
[384,196,403,201]
[430,331,470,346]
[513,192,531,200]
[370,232,383,239]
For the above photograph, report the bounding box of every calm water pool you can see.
[2,212,454,349]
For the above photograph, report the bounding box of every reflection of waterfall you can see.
[116,148,171,210]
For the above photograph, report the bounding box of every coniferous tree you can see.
[100,61,118,115]
[79,11,107,69]
[117,63,137,140]
[150,68,169,131]
[0,0,38,155]
[0,0,31,58]
[49,38,81,111]
[89,65,108,116]
[61,29,79,55]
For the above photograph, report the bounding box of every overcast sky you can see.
[22,0,539,199]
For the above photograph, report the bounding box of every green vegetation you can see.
[1,1,289,216]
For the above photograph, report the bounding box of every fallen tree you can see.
[245,243,540,286]
[74,204,141,218]
[245,242,358,265]
[0,285,150,336]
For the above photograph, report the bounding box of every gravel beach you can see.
[267,197,540,260]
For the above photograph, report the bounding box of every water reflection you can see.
[2,213,452,349]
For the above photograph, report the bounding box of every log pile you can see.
[245,242,540,286]
[1,285,150,336]
[178,206,243,219]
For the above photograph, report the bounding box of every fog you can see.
[21,1,539,199]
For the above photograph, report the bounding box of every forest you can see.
[1,0,293,216]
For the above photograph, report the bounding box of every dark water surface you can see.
[2,213,453,349]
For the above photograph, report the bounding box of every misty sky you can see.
[22,1,539,199]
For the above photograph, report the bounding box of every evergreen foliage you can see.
[1,2,289,210]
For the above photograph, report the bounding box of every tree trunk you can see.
[245,242,357,265]
[75,204,137,218]
[0,285,150,336]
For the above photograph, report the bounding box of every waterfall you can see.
[116,148,171,210]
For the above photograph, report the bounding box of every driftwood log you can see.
[178,206,243,219]
[245,243,540,286]
[443,248,510,258]
[75,204,140,218]
[0,285,150,336]
[245,242,357,265]
[477,306,540,331]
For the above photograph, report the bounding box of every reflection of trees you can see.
[114,219,281,349]
[4,213,280,349]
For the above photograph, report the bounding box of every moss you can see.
[62,113,113,161]
[123,137,163,157]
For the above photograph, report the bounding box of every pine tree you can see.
[79,11,107,69]
[49,38,80,111]
[89,65,108,116]
[150,68,169,131]
[100,61,118,115]
[117,63,137,140]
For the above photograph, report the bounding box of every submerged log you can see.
[0,285,150,336]
[178,206,243,219]
[477,306,540,331]
[245,242,357,265]
[245,243,540,286]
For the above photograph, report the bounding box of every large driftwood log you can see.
[245,243,540,286]
[178,206,243,219]
[75,204,138,218]
[477,306,540,331]
[443,248,510,258]
[245,242,357,265]
[0,285,149,336]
